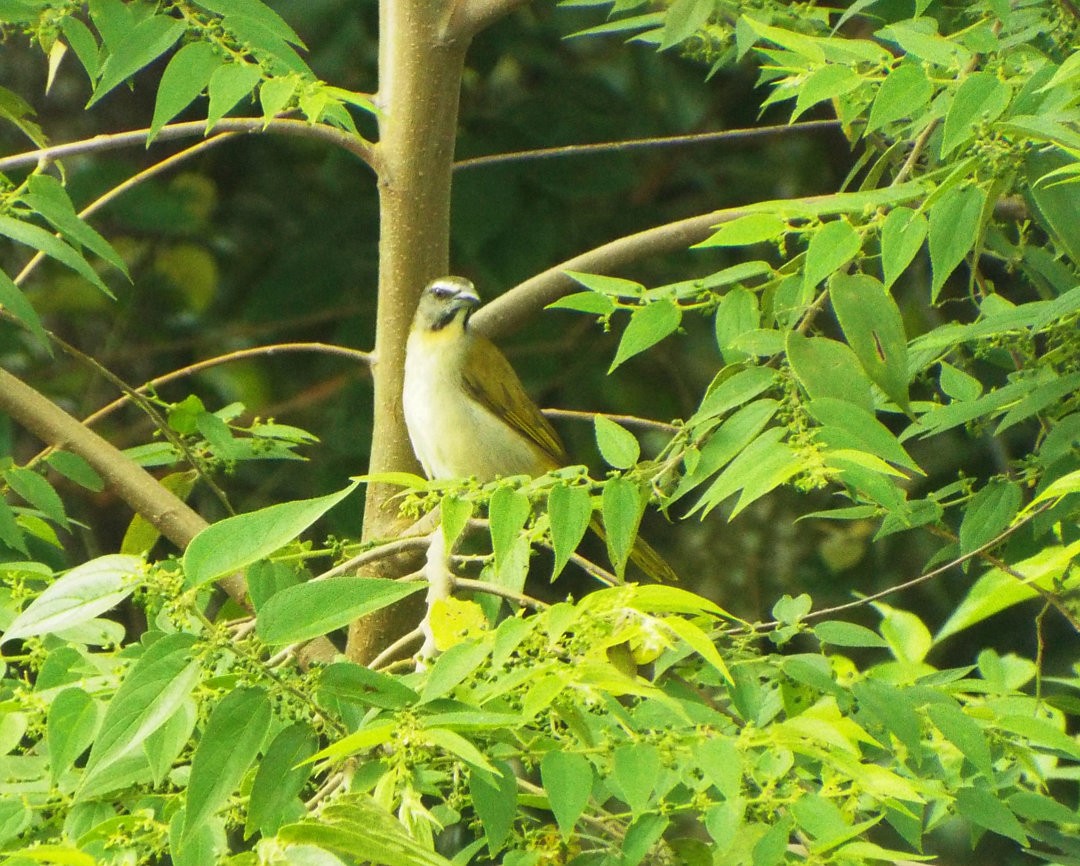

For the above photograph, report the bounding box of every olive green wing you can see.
[461,335,568,470]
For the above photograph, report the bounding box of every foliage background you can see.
[0,0,1078,865]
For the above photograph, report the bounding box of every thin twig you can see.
[454,121,841,171]
[543,407,679,435]
[370,627,424,670]
[741,500,1059,634]
[77,343,372,432]
[43,330,236,514]
[15,133,237,287]
[314,534,433,582]
[0,116,377,174]
[453,576,549,610]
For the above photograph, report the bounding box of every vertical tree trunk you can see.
[347,1,469,662]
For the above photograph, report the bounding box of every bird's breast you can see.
[404,331,551,481]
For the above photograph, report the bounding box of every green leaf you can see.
[2,554,144,644]
[259,75,298,121]
[196,0,307,48]
[793,64,863,121]
[184,687,272,840]
[206,61,262,129]
[60,17,101,81]
[89,0,136,53]
[813,620,888,648]
[695,212,788,247]
[1026,150,1080,265]
[222,12,311,76]
[877,19,970,67]
[613,742,660,814]
[610,299,681,372]
[5,465,68,527]
[546,291,616,315]
[691,426,799,518]
[955,785,1028,845]
[938,361,982,401]
[0,267,47,346]
[659,0,712,49]
[245,722,316,838]
[958,480,1021,555]
[928,185,987,302]
[420,640,490,703]
[941,72,1010,158]
[46,451,104,492]
[440,494,473,550]
[828,273,910,411]
[689,367,776,428]
[594,415,640,469]
[786,332,873,412]
[601,476,646,580]
[81,632,201,794]
[808,398,920,473]
[23,174,129,277]
[694,737,741,797]
[470,761,517,855]
[184,482,358,587]
[256,577,424,645]
[565,270,644,297]
[145,699,196,785]
[876,604,932,664]
[0,213,110,294]
[671,399,780,504]
[880,206,927,289]
[89,15,186,107]
[0,501,27,554]
[47,688,99,784]
[421,726,497,774]
[804,218,861,291]
[624,814,670,866]
[1008,791,1080,826]
[277,800,454,866]
[318,661,419,711]
[926,702,992,779]
[540,750,593,839]
[547,484,592,580]
[150,41,224,141]
[714,287,761,363]
[996,713,1080,761]
[935,541,1080,641]
[753,815,794,866]
[489,485,531,591]
[866,62,933,133]
[0,798,30,848]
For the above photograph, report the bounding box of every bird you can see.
[403,275,675,582]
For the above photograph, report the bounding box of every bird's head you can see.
[414,276,481,333]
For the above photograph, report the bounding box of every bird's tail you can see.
[588,516,678,584]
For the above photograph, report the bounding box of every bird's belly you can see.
[404,342,546,481]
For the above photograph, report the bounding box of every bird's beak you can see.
[453,288,480,309]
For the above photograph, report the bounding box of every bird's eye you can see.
[430,283,455,299]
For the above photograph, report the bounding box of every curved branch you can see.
[444,0,531,41]
[0,365,247,601]
[77,342,372,431]
[471,206,751,339]
[16,132,237,286]
[0,116,378,175]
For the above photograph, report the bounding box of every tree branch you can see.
[453,120,841,172]
[0,365,245,603]
[472,206,754,339]
[73,343,372,433]
[0,116,377,175]
[444,0,532,41]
